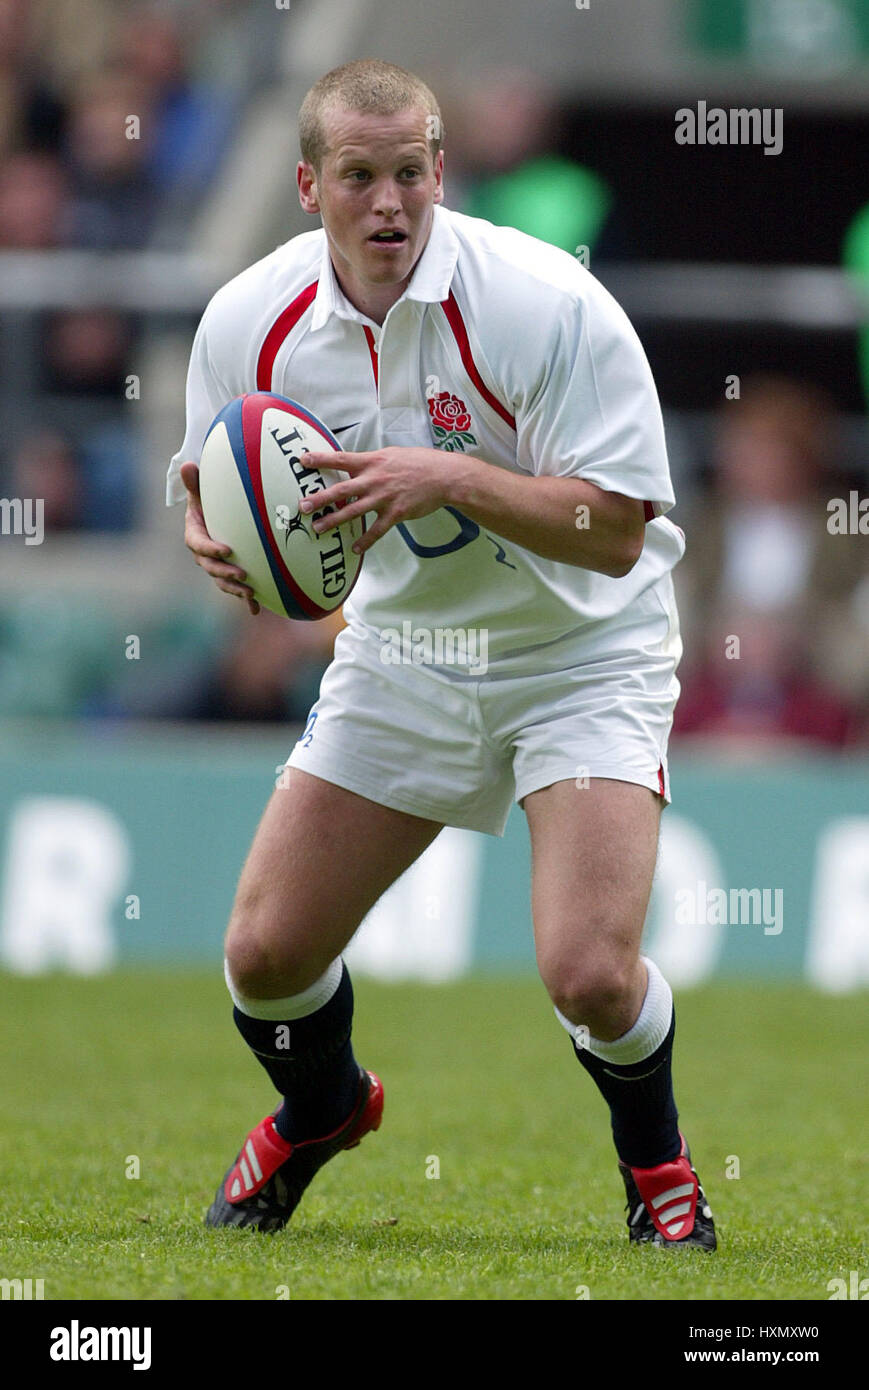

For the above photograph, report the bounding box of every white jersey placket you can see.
[375,300,432,451]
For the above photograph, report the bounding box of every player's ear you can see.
[297,160,320,215]
[432,149,444,206]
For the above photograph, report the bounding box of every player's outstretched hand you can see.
[180,461,260,615]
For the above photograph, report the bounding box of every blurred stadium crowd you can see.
[0,0,866,748]
[0,0,243,534]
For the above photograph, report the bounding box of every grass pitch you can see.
[0,970,865,1301]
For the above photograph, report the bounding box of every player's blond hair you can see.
[299,59,443,171]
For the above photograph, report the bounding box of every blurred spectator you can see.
[0,0,66,156]
[0,0,32,154]
[673,603,862,750]
[441,69,612,256]
[8,423,138,533]
[35,308,140,529]
[117,5,236,197]
[42,308,134,394]
[78,420,138,531]
[444,70,557,183]
[0,151,67,246]
[184,609,340,724]
[465,154,612,259]
[676,376,864,640]
[26,0,121,89]
[10,429,82,531]
[674,374,869,743]
[64,69,156,248]
[96,606,343,724]
[703,376,838,607]
[0,0,247,568]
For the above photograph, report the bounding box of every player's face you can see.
[297,103,444,315]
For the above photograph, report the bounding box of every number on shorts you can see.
[297,711,318,747]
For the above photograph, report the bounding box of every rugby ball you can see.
[198,392,365,620]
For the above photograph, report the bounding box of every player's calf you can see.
[553,954,717,1250]
[555,955,680,1168]
[205,957,380,1231]
[226,957,362,1144]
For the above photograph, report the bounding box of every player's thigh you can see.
[226,767,442,990]
[524,776,661,1000]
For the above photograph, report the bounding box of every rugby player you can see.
[169,58,716,1251]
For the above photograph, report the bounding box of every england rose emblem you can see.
[427,391,478,452]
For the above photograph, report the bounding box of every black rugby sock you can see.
[572,1010,681,1168]
[232,962,361,1143]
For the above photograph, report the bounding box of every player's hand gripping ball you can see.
[198,393,366,619]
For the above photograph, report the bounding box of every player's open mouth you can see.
[368,230,408,245]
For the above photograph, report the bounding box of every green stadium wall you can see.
[0,724,866,990]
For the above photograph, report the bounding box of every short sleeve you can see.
[166,308,233,506]
[514,277,675,517]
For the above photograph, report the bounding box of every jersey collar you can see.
[310,205,458,331]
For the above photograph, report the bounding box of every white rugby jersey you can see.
[169,205,685,672]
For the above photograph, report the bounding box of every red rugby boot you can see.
[205,1067,383,1231]
[618,1133,717,1251]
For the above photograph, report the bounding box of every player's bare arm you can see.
[304,445,646,576]
[180,460,261,614]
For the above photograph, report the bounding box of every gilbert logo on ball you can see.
[198,393,365,619]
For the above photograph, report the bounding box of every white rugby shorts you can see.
[285,579,682,837]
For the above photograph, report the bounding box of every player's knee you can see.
[542,956,635,1025]
[224,918,323,999]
